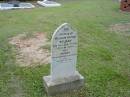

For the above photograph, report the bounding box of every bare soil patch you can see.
[109,23,130,35]
[9,32,50,67]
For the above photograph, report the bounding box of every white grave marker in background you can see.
[37,0,61,7]
[0,0,35,10]
[43,23,84,95]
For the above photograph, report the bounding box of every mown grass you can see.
[0,0,130,97]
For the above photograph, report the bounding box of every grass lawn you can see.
[0,0,130,97]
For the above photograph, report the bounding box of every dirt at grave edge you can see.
[9,32,51,67]
[109,23,130,36]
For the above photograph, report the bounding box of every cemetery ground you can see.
[0,0,130,97]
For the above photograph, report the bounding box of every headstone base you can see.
[43,71,84,96]
[37,1,61,7]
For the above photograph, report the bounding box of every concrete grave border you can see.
[37,0,61,7]
[0,3,35,10]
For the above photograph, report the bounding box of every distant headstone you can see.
[0,0,35,10]
[8,0,20,7]
[37,0,61,7]
[120,0,130,12]
[43,23,84,96]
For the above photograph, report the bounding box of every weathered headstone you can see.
[120,0,130,12]
[43,23,84,96]
[37,0,61,7]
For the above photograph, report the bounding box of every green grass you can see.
[0,0,130,97]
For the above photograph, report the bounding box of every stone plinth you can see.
[43,71,84,96]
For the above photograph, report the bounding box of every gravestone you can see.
[43,23,84,96]
[120,0,130,12]
[0,0,35,10]
[37,0,61,7]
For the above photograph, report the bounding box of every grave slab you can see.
[37,0,61,7]
[0,3,35,10]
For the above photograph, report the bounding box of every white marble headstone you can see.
[43,23,84,95]
[37,0,61,7]
[51,23,78,80]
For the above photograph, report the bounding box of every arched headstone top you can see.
[52,23,77,40]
